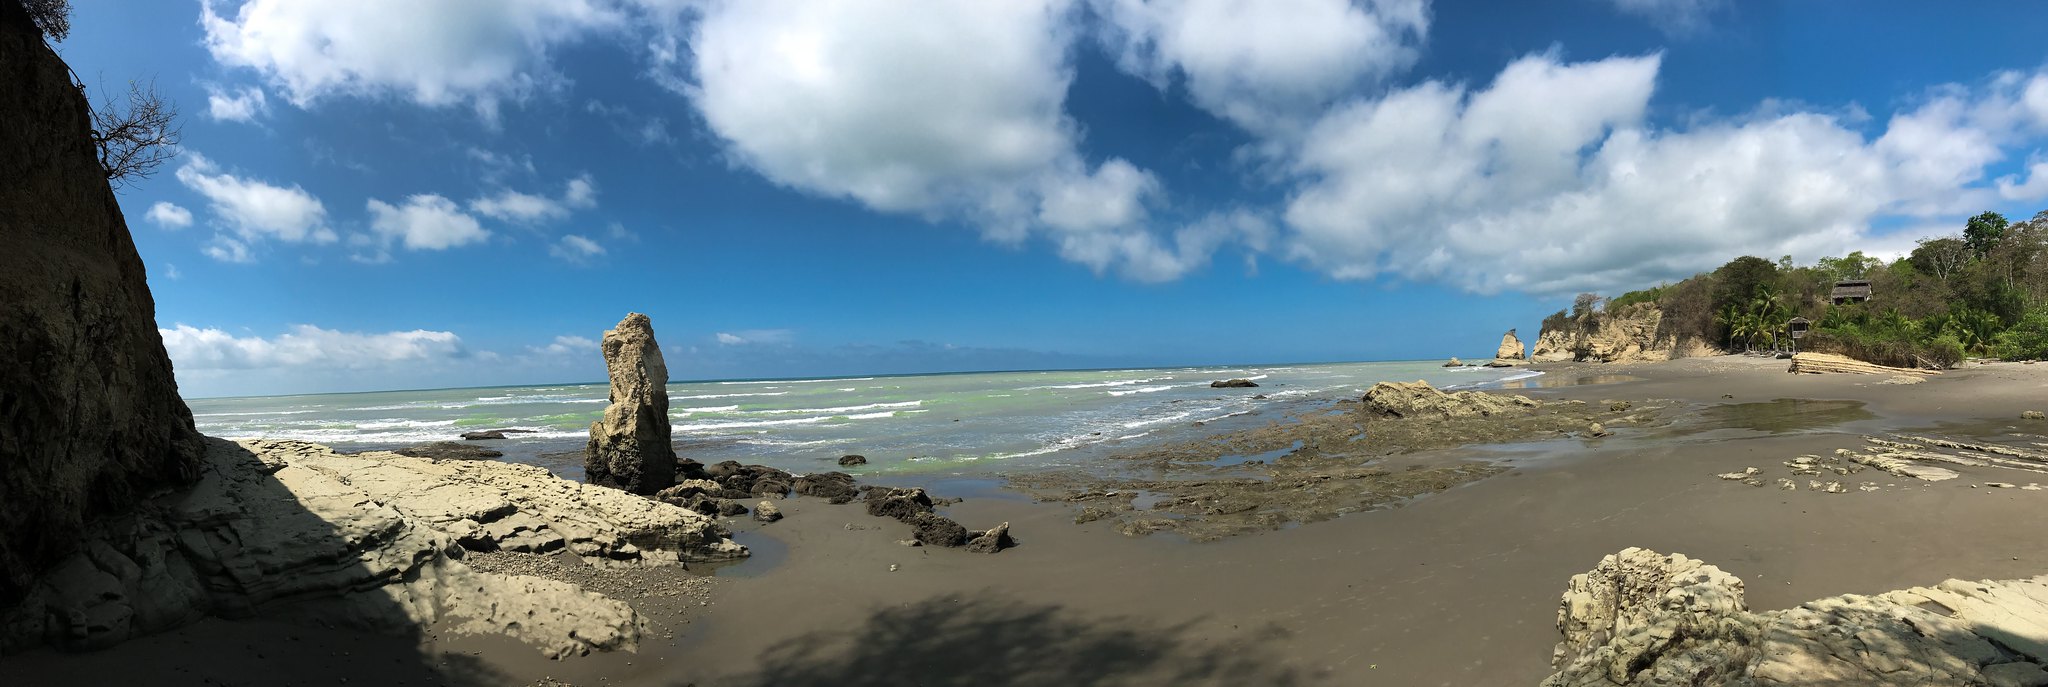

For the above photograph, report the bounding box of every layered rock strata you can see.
[1361,381,1540,419]
[586,313,677,494]
[1544,547,2048,686]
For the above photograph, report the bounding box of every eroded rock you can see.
[1497,329,1526,360]
[1362,381,1540,419]
[586,313,677,494]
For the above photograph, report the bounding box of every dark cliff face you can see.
[0,3,204,607]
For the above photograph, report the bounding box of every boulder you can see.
[393,441,504,460]
[1361,381,1540,419]
[0,6,206,610]
[907,513,969,547]
[1544,547,2048,686]
[1497,329,1526,360]
[838,454,868,466]
[966,522,1015,554]
[864,487,973,548]
[1211,379,1260,388]
[792,472,861,504]
[585,313,678,494]
[754,501,782,523]
[461,429,536,441]
[1443,357,1463,367]
[2025,411,2045,420]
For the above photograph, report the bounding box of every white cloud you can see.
[680,0,1217,280]
[1279,52,2048,295]
[549,234,606,263]
[205,84,269,122]
[1608,0,1723,35]
[161,323,466,370]
[165,263,183,280]
[202,235,254,263]
[564,173,598,208]
[367,194,490,250]
[146,201,193,229]
[175,154,336,244]
[531,334,598,355]
[470,189,567,223]
[1094,0,1429,133]
[1999,159,2048,201]
[714,329,794,346]
[199,0,624,119]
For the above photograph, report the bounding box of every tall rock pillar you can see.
[1497,328,1527,360]
[585,313,676,494]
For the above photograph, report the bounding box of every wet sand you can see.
[8,356,2048,686]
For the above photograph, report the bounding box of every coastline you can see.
[8,354,2048,685]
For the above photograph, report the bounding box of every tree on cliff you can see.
[20,0,66,40]
[89,78,181,189]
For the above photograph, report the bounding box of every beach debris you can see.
[1716,467,1762,480]
[1546,548,2048,686]
[966,522,1016,554]
[897,539,921,547]
[1786,456,1822,475]
[2024,410,2045,420]
[888,564,898,572]
[1777,478,1797,490]
[1361,381,1539,419]
[586,313,678,494]
[1787,352,1940,376]
[1858,482,1881,492]
[754,500,782,522]
[838,454,869,466]
[1823,481,1845,493]
[1211,378,1260,388]
[1986,482,2017,489]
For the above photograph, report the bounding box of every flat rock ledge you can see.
[1,438,746,659]
[1544,547,2048,686]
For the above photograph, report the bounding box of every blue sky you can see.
[49,0,2048,397]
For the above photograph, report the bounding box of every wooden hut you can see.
[1830,280,1872,305]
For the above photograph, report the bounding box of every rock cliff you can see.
[0,3,204,610]
[1531,303,1717,363]
[586,313,677,494]
[1544,548,2048,686]
[0,439,746,657]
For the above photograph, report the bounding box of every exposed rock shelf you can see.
[0,438,745,657]
[1544,547,2048,686]
[1788,352,1941,376]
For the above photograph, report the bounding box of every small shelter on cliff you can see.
[1830,280,1872,305]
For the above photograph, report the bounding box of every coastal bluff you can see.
[1531,302,1718,363]
[0,2,204,611]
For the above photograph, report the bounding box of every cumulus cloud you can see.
[199,0,624,119]
[680,0,1217,280]
[470,189,567,224]
[175,154,336,246]
[564,173,598,208]
[205,84,269,122]
[146,201,193,229]
[714,329,794,346]
[1093,0,1429,133]
[549,234,606,263]
[160,323,466,370]
[203,235,253,263]
[1280,52,2048,295]
[367,194,490,250]
[531,334,598,355]
[1608,0,1724,35]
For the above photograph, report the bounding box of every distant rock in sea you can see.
[462,428,536,441]
[1443,357,1463,367]
[586,313,678,495]
[1211,378,1260,388]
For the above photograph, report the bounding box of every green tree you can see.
[1909,236,1972,282]
[1816,251,1883,282]
[1965,211,2009,256]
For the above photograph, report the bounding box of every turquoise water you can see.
[187,361,1538,479]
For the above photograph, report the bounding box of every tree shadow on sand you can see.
[709,593,1313,687]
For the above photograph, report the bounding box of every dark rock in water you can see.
[793,472,860,504]
[585,313,677,494]
[966,522,1015,553]
[394,442,504,460]
[1211,379,1260,388]
[461,429,535,441]
[1252,394,1268,400]
[705,461,795,497]
[838,454,868,466]
[908,512,968,547]
[0,7,205,609]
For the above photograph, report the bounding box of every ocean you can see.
[187,361,1541,479]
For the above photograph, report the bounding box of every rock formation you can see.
[1788,352,1940,376]
[1211,378,1260,388]
[586,313,677,494]
[0,439,745,657]
[1544,547,2048,686]
[0,4,206,612]
[1531,303,1717,363]
[1497,329,1526,360]
[1361,381,1540,419]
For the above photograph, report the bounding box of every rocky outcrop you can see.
[1211,378,1260,388]
[392,441,504,460]
[1444,357,1463,367]
[838,454,868,466]
[0,4,206,611]
[1532,303,1715,363]
[1788,352,1940,376]
[460,429,535,441]
[1544,547,2048,686]
[966,522,1014,553]
[864,487,975,548]
[1497,329,1526,360]
[0,438,745,658]
[1361,381,1540,419]
[586,313,677,495]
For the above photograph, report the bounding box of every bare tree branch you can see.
[89,78,182,190]
[20,0,71,41]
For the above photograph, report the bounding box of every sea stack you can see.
[586,313,677,494]
[1497,328,1526,360]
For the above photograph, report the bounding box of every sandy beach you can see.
[8,354,2048,686]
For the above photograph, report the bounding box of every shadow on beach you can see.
[708,592,1310,687]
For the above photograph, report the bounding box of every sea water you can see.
[188,361,1539,479]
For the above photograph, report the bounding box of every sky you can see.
[47,0,2048,397]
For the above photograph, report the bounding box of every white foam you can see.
[718,377,874,385]
[748,400,922,415]
[673,391,789,400]
[1121,410,1195,429]
[1107,385,1173,396]
[674,409,904,432]
[672,404,740,414]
